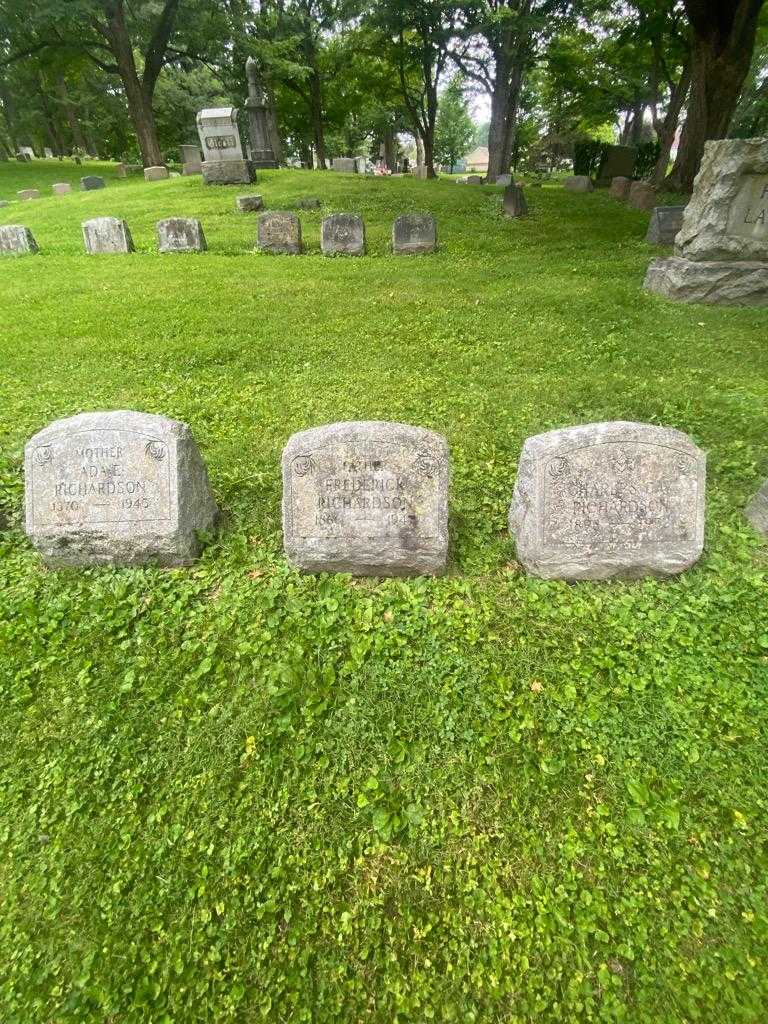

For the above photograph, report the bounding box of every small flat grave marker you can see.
[321,213,365,256]
[156,217,207,253]
[257,211,301,254]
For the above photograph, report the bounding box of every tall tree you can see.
[434,73,474,170]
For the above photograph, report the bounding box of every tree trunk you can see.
[651,60,691,187]
[55,75,87,153]
[415,132,424,173]
[665,0,763,193]
[0,79,19,152]
[383,127,397,172]
[309,67,326,169]
[487,55,524,181]
[265,92,282,165]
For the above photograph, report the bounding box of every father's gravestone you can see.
[82,217,134,254]
[321,213,365,255]
[746,478,768,536]
[0,225,39,256]
[646,206,685,246]
[563,176,593,193]
[25,411,219,567]
[81,175,105,191]
[282,421,449,576]
[609,176,632,200]
[645,138,768,305]
[197,107,254,185]
[392,213,437,253]
[502,184,527,218]
[595,145,635,187]
[156,217,207,253]
[257,211,301,254]
[509,421,705,581]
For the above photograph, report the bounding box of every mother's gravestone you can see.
[509,421,705,581]
[282,421,449,576]
[25,411,218,567]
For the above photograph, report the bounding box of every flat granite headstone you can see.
[644,138,768,305]
[82,217,134,254]
[627,181,657,211]
[52,182,72,195]
[236,194,263,212]
[502,184,528,218]
[0,225,39,256]
[646,206,685,246]
[509,421,705,581]
[563,176,593,193]
[25,411,219,567]
[392,213,436,253]
[609,176,632,200]
[81,175,105,191]
[156,217,207,253]
[17,189,40,201]
[257,211,301,254]
[746,479,768,536]
[282,421,449,576]
[144,165,169,182]
[321,213,365,255]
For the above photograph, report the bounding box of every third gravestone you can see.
[321,213,365,256]
[282,421,449,576]
[509,421,705,581]
[257,211,301,254]
[156,218,207,253]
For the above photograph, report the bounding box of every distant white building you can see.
[464,146,489,173]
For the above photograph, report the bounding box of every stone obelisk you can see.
[245,58,279,169]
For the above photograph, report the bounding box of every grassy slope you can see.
[1,159,768,1023]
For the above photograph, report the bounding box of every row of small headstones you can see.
[18,411,768,578]
[0,211,438,256]
[0,176,110,208]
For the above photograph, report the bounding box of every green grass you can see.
[1,161,768,1023]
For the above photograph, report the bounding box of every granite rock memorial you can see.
[644,138,768,305]
[646,206,685,246]
[257,211,301,254]
[509,421,706,581]
[197,107,254,185]
[392,213,437,254]
[0,225,39,256]
[25,411,219,567]
[81,175,105,191]
[156,217,207,253]
[321,213,365,256]
[82,217,134,254]
[282,421,449,576]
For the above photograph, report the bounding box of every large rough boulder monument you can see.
[282,421,449,576]
[644,138,768,305]
[509,421,706,581]
[197,107,254,185]
[25,411,218,567]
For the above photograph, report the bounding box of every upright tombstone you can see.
[156,217,207,253]
[645,138,768,305]
[282,421,449,576]
[144,165,169,182]
[509,421,706,581]
[502,184,528,219]
[197,107,254,185]
[24,411,219,567]
[563,176,593,193]
[257,211,301,254]
[392,213,437,254]
[331,157,355,173]
[746,479,768,536]
[115,162,127,178]
[80,175,105,191]
[0,225,39,256]
[595,145,636,187]
[465,175,483,185]
[321,213,365,256]
[17,189,40,201]
[245,58,279,169]
[180,144,202,175]
[52,182,72,195]
[627,180,657,211]
[646,206,686,246]
[353,156,367,175]
[609,176,632,200]
[82,217,134,254]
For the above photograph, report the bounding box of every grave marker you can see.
[609,176,632,200]
[82,217,134,254]
[646,206,685,246]
[392,213,437,253]
[509,421,705,580]
[144,165,169,182]
[257,211,301,254]
[156,218,207,253]
[236,195,263,212]
[627,181,657,211]
[180,144,202,175]
[81,175,105,191]
[0,225,39,256]
[197,107,254,185]
[282,421,449,576]
[52,182,72,195]
[321,213,365,256]
[25,411,219,567]
[502,184,528,218]
[746,479,768,537]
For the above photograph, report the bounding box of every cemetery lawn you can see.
[2,160,768,1024]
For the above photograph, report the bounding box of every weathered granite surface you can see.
[746,479,768,536]
[563,176,593,193]
[236,194,263,212]
[321,213,365,255]
[52,182,72,195]
[627,181,657,211]
[81,175,105,191]
[156,217,207,253]
[282,421,449,576]
[25,411,219,567]
[257,211,301,254]
[144,165,169,181]
[609,176,632,200]
[509,421,706,580]
[676,138,768,262]
[392,213,436,253]
[82,217,134,254]
[202,159,254,185]
[644,256,768,305]
[0,225,38,256]
[646,206,685,245]
[502,184,528,218]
